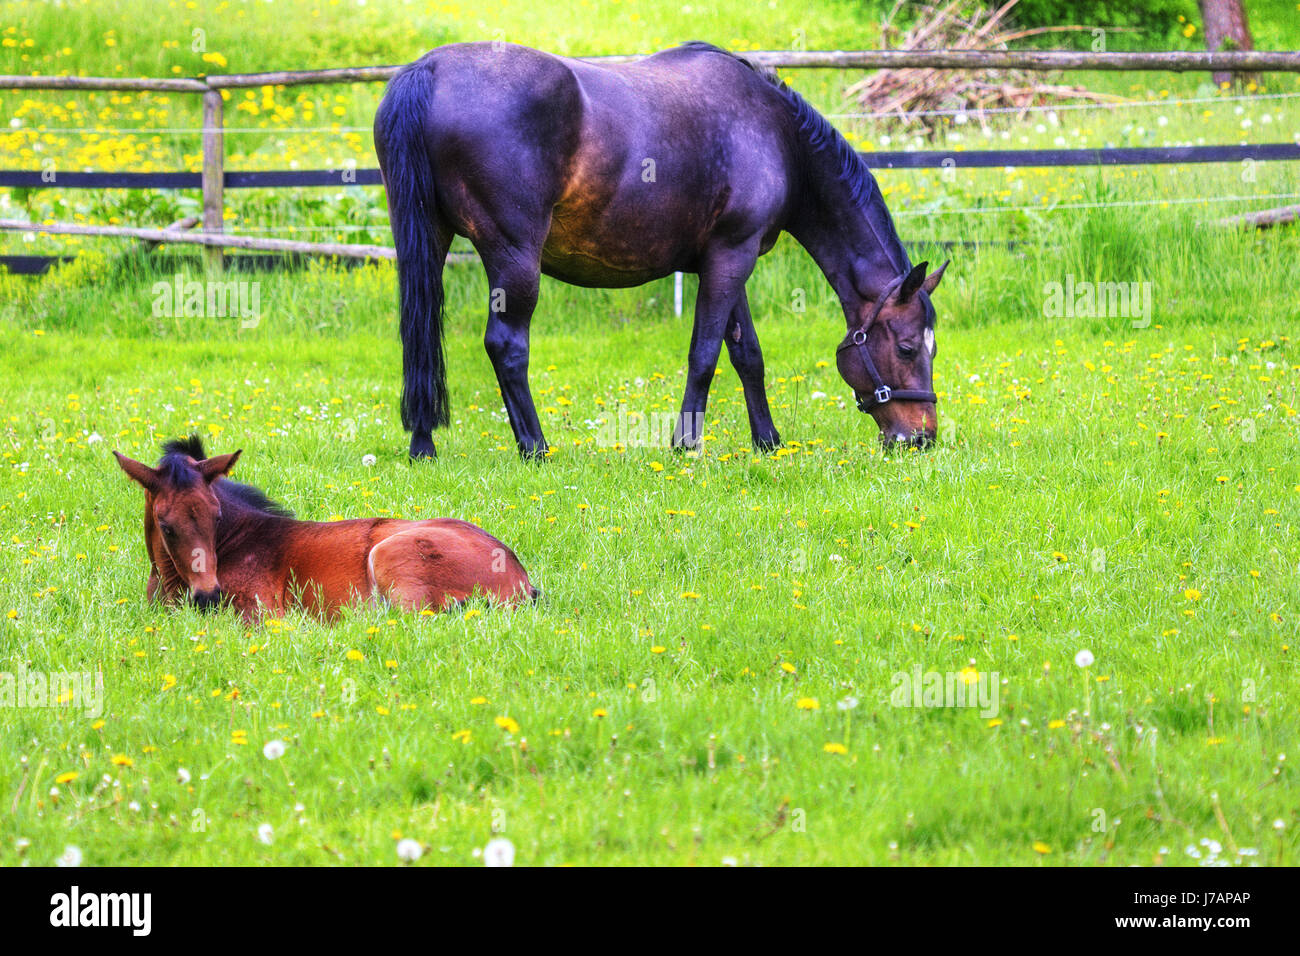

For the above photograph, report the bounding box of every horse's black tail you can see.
[375,64,449,435]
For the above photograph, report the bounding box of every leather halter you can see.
[835,275,939,413]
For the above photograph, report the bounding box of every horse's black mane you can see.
[158,435,293,517]
[679,41,911,274]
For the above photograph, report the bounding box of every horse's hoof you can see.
[518,441,550,462]
[753,432,783,453]
[408,438,437,461]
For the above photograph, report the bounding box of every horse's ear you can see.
[114,451,159,491]
[921,259,949,295]
[198,449,241,483]
[897,261,928,303]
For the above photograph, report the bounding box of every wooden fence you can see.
[3,48,1300,273]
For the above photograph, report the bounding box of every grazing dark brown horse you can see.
[375,40,947,462]
[113,436,536,621]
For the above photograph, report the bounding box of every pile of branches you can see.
[847,0,1127,135]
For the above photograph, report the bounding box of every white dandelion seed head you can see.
[262,739,287,760]
[396,838,423,862]
[837,696,860,711]
[483,837,515,867]
[57,845,82,867]
[177,767,191,784]
[257,823,274,845]
[361,454,377,467]
[1074,649,1095,668]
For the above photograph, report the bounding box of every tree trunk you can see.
[1198,0,1256,87]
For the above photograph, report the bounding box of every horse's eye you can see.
[159,522,174,537]
[898,344,918,360]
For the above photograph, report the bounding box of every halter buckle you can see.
[873,385,892,405]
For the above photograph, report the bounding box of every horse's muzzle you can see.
[883,430,936,451]
[191,588,225,612]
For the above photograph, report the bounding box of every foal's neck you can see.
[213,488,291,562]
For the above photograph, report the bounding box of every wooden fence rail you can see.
[5,48,1300,91]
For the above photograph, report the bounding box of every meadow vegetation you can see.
[0,0,1296,865]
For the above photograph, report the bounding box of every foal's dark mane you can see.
[159,435,293,517]
[680,41,911,275]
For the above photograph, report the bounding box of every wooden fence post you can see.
[201,89,224,274]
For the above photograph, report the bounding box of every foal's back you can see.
[280,515,534,616]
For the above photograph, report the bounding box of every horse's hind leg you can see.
[480,245,549,459]
[723,290,781,451]
[366,523,535,613]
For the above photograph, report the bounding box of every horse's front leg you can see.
[482,249,548,459]
[723,290,781,452]
[672,243,758,450]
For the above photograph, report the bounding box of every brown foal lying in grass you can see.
[114,436,537,622]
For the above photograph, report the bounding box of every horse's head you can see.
[113,437,241,610]
[836,260,947,449]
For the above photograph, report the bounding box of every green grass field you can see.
[1,0,1298,866]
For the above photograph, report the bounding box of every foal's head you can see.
[113,436,241,610]
[836,260,947,449]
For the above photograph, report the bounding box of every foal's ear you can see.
[897,261,928,303]
[921,259,950,296]
[113,451,159,491]
[198,449,242,483]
